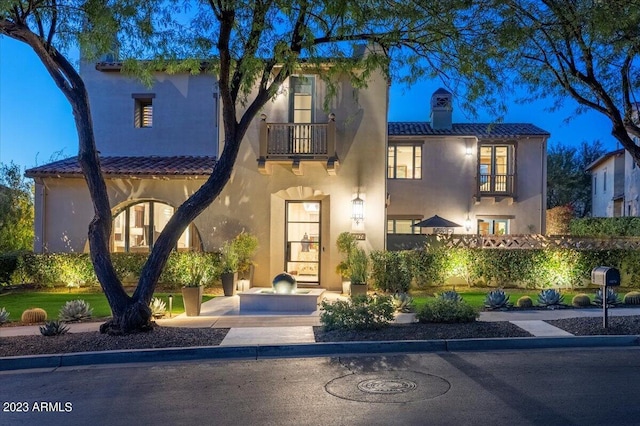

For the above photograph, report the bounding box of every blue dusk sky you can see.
[0,36,621,171]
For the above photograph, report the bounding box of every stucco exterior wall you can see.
[36,67,388,292]
[387,135,547,235]
[211,71,388,290]
[80,63,219,157]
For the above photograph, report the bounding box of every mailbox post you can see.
[591,267,621,328]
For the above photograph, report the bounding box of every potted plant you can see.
[182,257,208,316]
[336,232,358,295]
[234,232,259,284]
[349,247,369,297]
[220,241,239,296]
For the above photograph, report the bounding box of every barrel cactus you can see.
[572,293,592,307]
[516,296,533,308]
[624,291,640,305]
[21,307,47,324]
[484,289,512,309]
[0,307,9,325]
[59,300,93,322]
[537,289,565,308]
[437,290,463,302]
[594,288,621,307]
[39,320,69,336]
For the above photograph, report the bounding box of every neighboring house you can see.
[624,139,640,217]
[586,149,625,217]
[26,53,388,291]
[25,60,549,289]
[387,89,549,248]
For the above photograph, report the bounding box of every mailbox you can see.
[591,267,620,287]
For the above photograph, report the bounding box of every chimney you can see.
[430,88,453,130]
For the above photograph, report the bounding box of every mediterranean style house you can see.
[26,56,549,290]
[387,88,549,248]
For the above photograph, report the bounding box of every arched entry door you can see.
[285,201,320,285]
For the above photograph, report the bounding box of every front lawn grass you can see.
[0,291,213,323]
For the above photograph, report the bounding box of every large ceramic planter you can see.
[221,272,238,296]
[350,283,368,297]
[182,285,203,316]
[342,280,351,296]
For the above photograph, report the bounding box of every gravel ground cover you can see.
[546,315,640,335]
[3,316,640,358]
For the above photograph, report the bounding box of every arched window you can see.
[111,201,202,253]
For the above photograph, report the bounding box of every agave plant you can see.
[149,297,167,319]
[392,292,414,313]
[59,300,93,322]
[0,307,9,325]
[594,288,621,307]
[437,290,463,303]
[484,289,512,310]
[39,320,69,336]
[537,289,565,309]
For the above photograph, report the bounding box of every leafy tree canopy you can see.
[493,0,640,164]
[0,162,33,252]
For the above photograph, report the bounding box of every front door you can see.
[285,201,321,285]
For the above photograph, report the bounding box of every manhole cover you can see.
[326,370,450,403]
[357,378,417,394]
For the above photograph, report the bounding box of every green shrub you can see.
[516,296,533,308]
[0,250,28,283]
[350,248,369,285]
[319,295,394,331]
[369,251,412,293]
[416,299,478,323]
[570,217,640,237]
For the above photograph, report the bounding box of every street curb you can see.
[3,336,640,371]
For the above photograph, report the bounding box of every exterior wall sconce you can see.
[465,138,474,156]
[352,195,365,224]
[465,215,472,232]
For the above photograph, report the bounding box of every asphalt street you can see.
[2,347,640,426]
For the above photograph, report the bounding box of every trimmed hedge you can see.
[409,247,640,289]
[8,252,222,289]
[569,217,640,237]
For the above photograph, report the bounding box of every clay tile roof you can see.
[25,156,216,178]
[388,122,550,138]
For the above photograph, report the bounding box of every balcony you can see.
[477,173,517,201]
[258,114,338,175]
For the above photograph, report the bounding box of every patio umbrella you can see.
[411,215,462,228]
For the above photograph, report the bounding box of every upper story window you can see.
[388,143,422,179]
[132,94,155,128]
[387,218,422,234]
[479,144,514,194]
[289,76,315,123]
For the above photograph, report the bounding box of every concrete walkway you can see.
[3,295,640,343]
